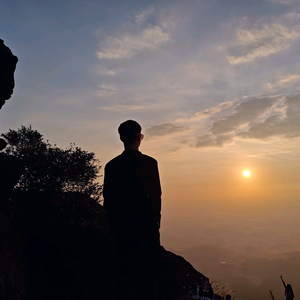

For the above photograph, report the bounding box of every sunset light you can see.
[243,170,250,177]
[3,1,300,299]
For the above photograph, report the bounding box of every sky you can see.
[2,0,300,297]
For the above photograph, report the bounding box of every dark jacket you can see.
[103,149,161,231]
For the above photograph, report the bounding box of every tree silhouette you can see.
[1,125,102,200]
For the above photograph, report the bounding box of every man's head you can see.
[118,120,143,149]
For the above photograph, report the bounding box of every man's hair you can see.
[118,120,141,143]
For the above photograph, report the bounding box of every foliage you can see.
[211,281,236,300]
[269,290,275,300]
[1,125,102,200]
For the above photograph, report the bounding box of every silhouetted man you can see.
[103,120,162,300]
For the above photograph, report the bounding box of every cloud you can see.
[101,104,143,112]
[192,94,300,148]
[189,97,278,148]
[190,101,234,121]
[211,97,276,135]
[284,12,300,20]
[146,123,187,137]
[237,114,284,139]
[190,97,283,148]
[278,74,300,85]
[136,94,300,149]
[237,94,300,140]
[97,67,119,76]
[228,24,300,64]
[135,8,154,25]
[266,0,294,4]
[158,63,233,98]
[266,74,300,90]
[96,84,118,96]
[195,134,233,148]
[97,25,169,60]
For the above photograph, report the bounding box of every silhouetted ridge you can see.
[158,247,209,299]
[0,186,212,299]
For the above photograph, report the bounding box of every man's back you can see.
[103,149,161,231]
[103,120,162,300]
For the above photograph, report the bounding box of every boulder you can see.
[0,39,18,109]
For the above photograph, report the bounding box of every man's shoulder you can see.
[105,151,158,169]
[141,153,158,165]
[105,154,123,169]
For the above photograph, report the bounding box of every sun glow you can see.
[243,170,250,177]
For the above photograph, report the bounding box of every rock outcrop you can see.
[0,39,18,109]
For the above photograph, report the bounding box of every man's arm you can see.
[149,160,162,228]
[103,164,114,222]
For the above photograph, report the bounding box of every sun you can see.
[243,170,250,177]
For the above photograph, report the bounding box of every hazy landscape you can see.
[162,207,300,299]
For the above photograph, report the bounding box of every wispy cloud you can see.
[188,97,278,148]
[93,5,300,152]
[266,74,300,91]
[277,74,300,85]
[158,63,231,97]
[135,8,154,25]
[191,94,300,147]
[146,123,187,137]
[190,102,234,121]
[96,84,118,96]
[228,24,300,64]
[146,93,300,149]
[97,25,169,60]
[237,94,300,140]
[97,67,119,76]
[102,104,143,111]
[266,0,294,4]
[210,97,277,135]
[195,134,233,148]
[284,12,300,20]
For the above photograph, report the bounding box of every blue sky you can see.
[2,0,300,223]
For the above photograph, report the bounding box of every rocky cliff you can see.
[0,183,211,300]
